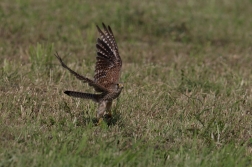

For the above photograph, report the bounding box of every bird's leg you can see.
[106,100,113,118]
[96,101,107,125]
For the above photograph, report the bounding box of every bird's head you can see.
[109,83,124,95]
[116,83,124,91]
[117,83,124,88]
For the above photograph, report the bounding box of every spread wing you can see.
[64,91,103,102]
[94,23,122,91]
[55,52,108,93]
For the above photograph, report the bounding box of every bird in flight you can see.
[55,23,123,125]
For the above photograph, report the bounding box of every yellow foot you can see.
[95,118,103,126]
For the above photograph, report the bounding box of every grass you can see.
[0,0,252,166]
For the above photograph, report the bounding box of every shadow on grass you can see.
[62,100,122,127]
[90,112,122,126]
[104,112,122,126]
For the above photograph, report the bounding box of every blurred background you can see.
[1,0,251,64]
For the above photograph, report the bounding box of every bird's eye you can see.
[117,83,123,88]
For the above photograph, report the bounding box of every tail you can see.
[64,91,101,102]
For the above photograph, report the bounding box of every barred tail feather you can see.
[64,91,100,102]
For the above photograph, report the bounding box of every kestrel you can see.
[55,23,123,124]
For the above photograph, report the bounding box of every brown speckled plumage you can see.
[55,23,123,124]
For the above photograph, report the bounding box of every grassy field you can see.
[1,0,252,166]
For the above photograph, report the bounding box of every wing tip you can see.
[108,25,113,34]
[96,24,100,30]
[64,91,70,95]
[54,51,61,60]
[102,22,109,31]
